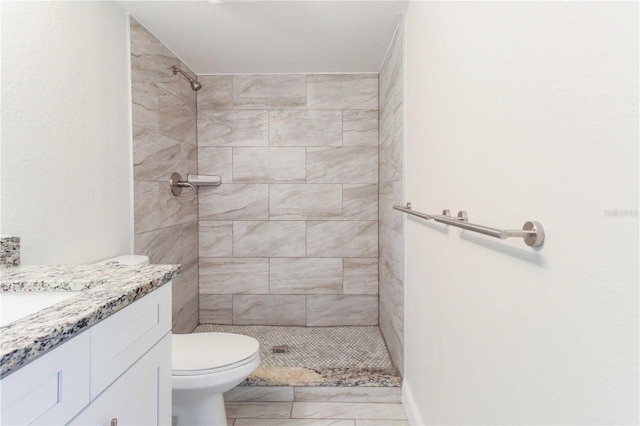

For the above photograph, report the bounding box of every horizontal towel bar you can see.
[393,203,545,247]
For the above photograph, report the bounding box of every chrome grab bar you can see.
[393,202,545,247]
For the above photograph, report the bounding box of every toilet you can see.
[96,255,260,426]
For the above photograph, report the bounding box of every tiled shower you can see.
[131,17,404,372]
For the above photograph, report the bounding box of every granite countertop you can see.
[0,264,181,377]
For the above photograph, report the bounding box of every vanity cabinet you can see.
[0,284,171,426]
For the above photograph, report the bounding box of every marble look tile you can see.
[133,127,196,181]
[199,184,268,221]
[181,221,199,265]
[343,110,379,147]
[356,420,408,426]
[198,75,233,109]
[306,221,377,258]
[225,386,294,402]
[378,181,403,233]
[233,221,306,257]
[226,402,293,419]
[233,75,306,109]
[291,402,406,420]
[307,147,378,184]
[134,180,161,233]
[235,420,354,426]
[307,74,378,110]
[343,258,378,295]
[379,297,403,374]
[306,295,378,326]
[233,147,306,184]
[270,258,342,294]
[343,184,378,221]
[135,225,182,264]
[379,23,403,112]
[199,221,233,257]
[198,147,232,184]
[198,110,268,146]
[294,387,401,403]
[228,419,235,426]
[130,20,181,88]
[199,294,232,324]
[269,110,342,147]
[173,291,198,334]
[233,295,306,326]
[158,181,197,227]
[269,184,342,220]
[378,93,403,184]
[200,258,269,294]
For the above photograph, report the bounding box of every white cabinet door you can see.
[69,333,171,426]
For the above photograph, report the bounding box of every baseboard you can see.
[402,380,425,426]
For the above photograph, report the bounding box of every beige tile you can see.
[133,126,196,181]
[379,23,403,112]
[233,75,306,109]
[270,184,342,220]
[306,295,378,326]
[306,221,377,258]
[135,225,182,264]
[199,294,233,324]
[225,386,294,402]
[198,75,233,109]
[307,74,378,110]
[343,184,378,221]
[198,147,232,184]
[173,292,198,334]
[378,100,403,184]
[226,402,293,419]
[233,147,306,184]
[234,420,354,426]
[199,184,269,221]
[379,299,403,374]
[294,387,401,403]
[270,258,343,294]
[343,110,379,147]
[378,181,403,233]
[198,110,268,146]
[228,419,236,426]
[356,420,408,426]
[307,147,378,184]
[181,221,199,265]
[130,20,180,86]
[134,180,161,234]
[343,258,378,295]
[233,221,306,257]
[233,295,306,326]
[199,221,233,257]
[270,110,342,147]
[158,181,197,228]
[291,402,406,420]
[200,258,269,294]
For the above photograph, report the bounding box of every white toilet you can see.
[95,255,260,426]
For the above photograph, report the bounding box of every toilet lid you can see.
[172,332,260,374]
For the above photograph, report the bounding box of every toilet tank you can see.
[94,255,150,266]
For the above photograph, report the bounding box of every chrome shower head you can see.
[172,66,202,91]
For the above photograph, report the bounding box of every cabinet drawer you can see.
[90,284,171,398]
[0,331,90,425]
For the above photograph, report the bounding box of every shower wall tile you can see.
[158,181,197,227]
[135,225,183,265]
[233,75,306,109]
[379,181,403,233]
[133,127,196,181]
[199,221,233,257]
[233,295,306,326]
[307,147,378,184]
[134,180,161,233]
[307,221,377,258]
[233,221,306,257]
[307,74,378,110]
[343,184,378,221]
[198,147,233,184]
[200,258,269,294]
[198,75,233,109]
[269,110,342,147]
[233,147,306,183]
[343,258,378,295]
[343,110,379,147]
[270,258,343,294]
[200,294,233,324]
[269,184,342,220]
[199,184,269,221]
[306,295,378,326]
[198,110,268,146]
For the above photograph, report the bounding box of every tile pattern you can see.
[198,74,379,326]
[130,19,198,334]
[1,264,179,376]
[0,236,20,268]
[378,23,405,373]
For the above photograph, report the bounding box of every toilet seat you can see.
[172,332,260,376]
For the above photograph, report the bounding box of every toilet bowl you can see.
[95,256,259,425]
[172,332,260,426]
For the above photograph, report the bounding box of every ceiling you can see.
[119,1,407,75]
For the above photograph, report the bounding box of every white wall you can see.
[404,2,638,425]
[1,1,133,264]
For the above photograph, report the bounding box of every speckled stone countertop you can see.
[241,366,402,387]
[0,264,180,377]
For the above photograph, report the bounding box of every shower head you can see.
[172,66,202,91]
